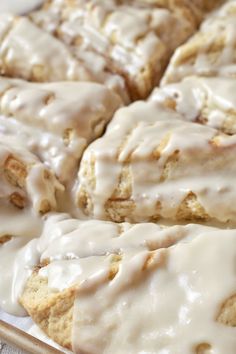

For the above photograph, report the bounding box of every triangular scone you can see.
[77,101,236,224]
[0,137,63,214]
[6,213,198,317]
[0,14,128,101]
[30,0,200,100]
[161,1,236,85]
[20,227,236,352]
[0,78,121,184]
[0,15,94,82]
[150,76,236,135]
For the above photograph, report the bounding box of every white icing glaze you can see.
[162,1,236,85]
[0,78,121,184]
[37,213,215,262]
[72,232,236,354]
[30,0,195,98]
[0,0,44,15]
[0,236,40,316]
[0,15,93,83]
[77,101,236,223]
[0,210,215,315]
[150,76,236,133]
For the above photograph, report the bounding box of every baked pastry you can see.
[0,14,95,82]
[0,137,63,214]
[0,13,129,102]
[0,77,121,183]
[20,222,236,352]
[161,1,236,85]
[150,76,236,134]
[0,212,190,315]
[77,100,236,223]
[30,0,200,100]
[0,1,236,352]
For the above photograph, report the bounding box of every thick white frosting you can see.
[150,76,236,133]
[0,2,235,353]
[162,1,236,85]
[71,231,236,353]
[30,0,196,99]
[0,78,121,184]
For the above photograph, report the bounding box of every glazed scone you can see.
[150,76,236,135]
[0,78,121,183]
[20,228,236,353]
[0,213,189,316]
[6,212,210,316]
[0,14,97,82]
[77,100,236,224]
[0,14,128,102]
[161,0,236,85]
[30,0,200,100]
[0,137,63,214]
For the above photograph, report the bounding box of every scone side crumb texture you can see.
[20,250,166,350]
[20,271,76,350]
[0,15,95,83]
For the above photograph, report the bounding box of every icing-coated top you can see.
[0,15,93,83]
[0,78,121,183]
[150,76,236,134]
[30,0,196,98]
[71,232,236,353]
[42,228,235,354]
[162,1,236,85]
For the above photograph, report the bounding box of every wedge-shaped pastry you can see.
[20,228,236,352]
[150,76,236,135]
[77,101,236,223]
[4,212,211,315]
[0,137,63,214]
[1,213,202,316]
[0,14,103,84]
[30,0,199,100]
[162,1,236,85]
[0,78,121,183]
[38,213,214,260]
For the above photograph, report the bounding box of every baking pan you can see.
[0,320,64,354]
